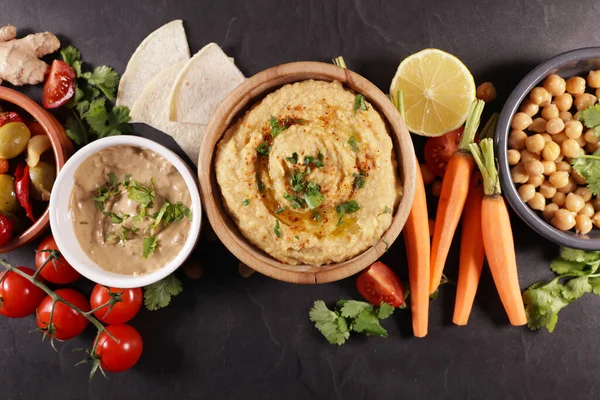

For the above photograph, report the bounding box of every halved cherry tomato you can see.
[90,285,143,325]
[95,324,143,373]
[356,261,405,307]
[35,235,80,284]
[0,267,45,318]
[14,163,34,222]
[36,288,90,340]
[0,159,8,174]
[0,214,14,247]
[0,111,24,128]
[42,60,76,109]
[25,121,46,137]
[424,127,463,177]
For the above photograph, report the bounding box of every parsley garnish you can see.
[126,179,156,212]
[309,300,394,345]
[348,136,358,152]
[336,200,360,225]
[103,211,129,224]
[119,225,138,243]
[142,236,159,259]
[242,199,250,206]
[256,142,271,156]
[269,116,285,138]
[61,46,131,145]
[377,206,392,216]
[152,201,192,229]
[304,151,325,168]
[571,149,600,195]
[283,192,306,209]
[275,206,286,214]
[312,209,321,222]
[274,220,281,238]
[93,172,121,211]
[579,103,600,136]
[353,94,368,115]
[256,173,265,193]
[353,171,366,189]
[286,152,298,164]
[144,274,183,311]
[304,181,325,209]
[290,169,309,192]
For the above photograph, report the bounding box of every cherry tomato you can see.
[95,324,143,373]
[0,159,7,174]
[36,288,90,340]
[35,235,80,284]
[90,285,143,325]
[25,121,46,137]
[0,111,24,128]
[0,214,15,247]
[42,60,76,109]
[424,127,463,177]
[356,261,405,307]
[0,267,45,318]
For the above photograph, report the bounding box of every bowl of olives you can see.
[0,86,73,253]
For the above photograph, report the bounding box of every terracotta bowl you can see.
[198,62,416,284]
[0,87,73,253]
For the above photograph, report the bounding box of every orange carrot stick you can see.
[430,100,484,294]
[452,172,485,325]
[469,139,527,326]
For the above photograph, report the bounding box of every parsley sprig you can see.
[93,173,121,211]
[579,103,600,136]
[571,149,600,195]
[144,274,183,311]
[336,200,360,225]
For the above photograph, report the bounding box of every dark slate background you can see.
[2,0,600,399]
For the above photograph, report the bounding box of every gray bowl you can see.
[496,47,600,250]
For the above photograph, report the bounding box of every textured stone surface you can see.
[2,0,600,398]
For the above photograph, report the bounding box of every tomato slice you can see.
[424,127,463,177]
[0,111,24,128]
[42,60,76,109]
[356,261,405,307]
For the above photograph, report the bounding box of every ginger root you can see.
[0,25,60,86]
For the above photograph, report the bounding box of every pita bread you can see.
[117,20,190,115]
[168,43,245,124]
[131,62,205,166]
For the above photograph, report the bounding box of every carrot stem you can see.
[479,113,499,140]
[458,100,485,150]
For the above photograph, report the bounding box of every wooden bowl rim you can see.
[0,86,71,253]
[198,61,416,284]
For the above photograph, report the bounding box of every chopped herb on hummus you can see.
[269,116,285,138]
[256,142,270,156]
[93,172,121,211]
[274,220,281,238]
[353,94,367,114]
[348,136,358,152]
[126,178,156,210]
[275,206,286,214]
[103,211,129,224]
[304,181,325,209]
[312,209,321,222]
[304,151,324,168]
[336,200,360,225]
[143,235,159,258]
[152,201,192,229]
[286,152,298,164]
[256,173,265,193]
[284,192,305,209]
[353,171,366,189]
[377,206,392,216]
[242,199,250,206]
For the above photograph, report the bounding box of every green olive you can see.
[29,161,55,202]
[0,122,31,159]
[0,174,18,213]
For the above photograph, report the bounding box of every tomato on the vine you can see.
[95,324,143,373]
[0,267,45,318]
[424,127,463,177]
[90,285,143,325]
[356,261,406,308]
[42,60,76,109]
[36,288,90,340]
[35,235,80,284]
[0,214,15,247]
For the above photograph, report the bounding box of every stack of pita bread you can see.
[116,20,245,166]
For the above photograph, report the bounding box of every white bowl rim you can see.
[49,136,202,288]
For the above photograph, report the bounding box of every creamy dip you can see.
[70,145,192,275]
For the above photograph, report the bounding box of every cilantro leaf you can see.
[579,103,600,131]
[257,142,270,156]
[82,65,119,101]
[153,201,192,229]
[256,173,265,193]
[275,206,286,214]
[348,136,358,151]
[274,220,281,238]
[242,199,250,206]
[353,94,368,115]
[64,114,86,145]
[571,151,600,195]
[339,300,373,318]
[377,206,392,217]
[351,311,388,337]
[589,277,600,295]
[336,200,360,224]
[283,192,306,209]
[93,173,121,211]
[378,302,395,319]
[549,258,588,276]
[309,301,350,346]
[303,151,325,168]
[304,181,325,209]
[286,152,298,164]
[312,209,321,222]
[60,45,82,76]
[102,211,129,224]
[562,276,592,300]
[560,247,600,263]
[142,236,159,259]
[144,274,183,311]
[353,171,366,189]
[269,116,285,138]
[523,278,571,333]
[127,179,155,209]
[290,169,308,192]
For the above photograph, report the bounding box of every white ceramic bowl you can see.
[49,136,202,288]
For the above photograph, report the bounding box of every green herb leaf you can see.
[312,209,321,222]
[153,201,192,229]
[242,199,250,206]
[309,301,350,346]
[142,236,159,259]
[339,300,373,318]
[274,220,281,238]
[562,276,592,300]
[144,274,183,311]
[127,179,155,209]
[256,173,265,193]
[269,116,285,138]
[303,151,325,168]
[589,277,600,295]
[81,65,119,101]
[304,181,325,209]
[351,311,388,337]
[65,114,87,146]
[102,211,129,224]
[256,142,271,156]
[286,152,298,164]
[283,192,306,209]
[290,169,308,192]
[571,150,600,195]
[93,173,121,211]
[579,103,600,131]
[378,302,395,319]
[275,206,286,214]
[353,94,367,115]
[348,136,358,152]
[377,206,392,217]
[60,46,81,70]
[105,233,119,243]
[336,200,360,216]
[353,171,366,189]
[560,247,600,263]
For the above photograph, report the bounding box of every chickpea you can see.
[566,193,585,213]
[574,187,592,202]
[528,174,544,187]
[542,141,560,161]
[518,184,536,202]
[507,149,521,165]
[541,160,556,175]
[520,149,540,162]
[511,112,533,130]
[530,87,551,106]
[541,133,552,142]
[527,192,546,211]
[572,170,588,185]
[584,129,600,144]
[549,170,570,188]
[520,100,540,117]
[541,104,559,120]
[574,111,581,121]
[576,135,587,148]
[557,177,577,193]
[544,74,567,96]
[525,134,546,154]
[539,180,557,198]
[546,118,565,135]
[553,192,567,207]
[576,214,593,234]
[564,120,583,139]
[553,93,573,111]
[476,82,497,103]
[555,160,572,173]
[586,142,600,153]
[587,70,600,89]
[511,164,529,183]
[420,164,435,185]
[543,203,560,221]
[529,117,548,133]
[432,180,442,197]
[561,139,581,158]
[508,129,528,150]
[553,132,569,145]
[559,111,573,122]
[593,212,600,228]
[556,154,565,162]
[593,197,600,211]
[552,208,576,230]
[579,202,595,218]
[574,93,598,111]
[566,76,586,95]
[524,159,544,176]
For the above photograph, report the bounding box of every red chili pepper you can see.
[0,111,24,128]
[0,159,7,174]
[0,214,14,247]
[14,163,34,222]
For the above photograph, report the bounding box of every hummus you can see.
[215,80,401,265]
[70,145,192,275]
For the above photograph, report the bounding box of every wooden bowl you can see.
[198,62,416,283]
[0,87,73,253]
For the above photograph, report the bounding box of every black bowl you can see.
[496,47,600,250]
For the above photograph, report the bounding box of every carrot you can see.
[469,139,527,326]
[394,89,429,337]
[430,100,485,294]
[452,172,485,325]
